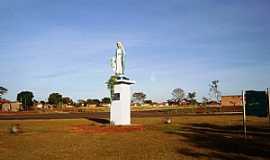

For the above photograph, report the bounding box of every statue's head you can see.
[116,41,123,49]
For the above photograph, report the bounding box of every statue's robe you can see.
[116,48,124,75]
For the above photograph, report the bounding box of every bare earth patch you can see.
[1,116,269,160]
[70,124,144,134]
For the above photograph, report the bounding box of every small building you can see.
[131,102,141,107]
[152,102,158,107]
[206,101,221,107]
[0,99,10,111]
[180,99,192,105]
[86,104,97,108]
[221,95,243,107]
[36,103,44,109]
[63,104,74,108]
[162,102,169,106]
[0,99,10,105]
[100,103,110,107]
[0,100,22,112]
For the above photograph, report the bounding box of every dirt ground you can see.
[71,124,144,133]
[0,115,269,160]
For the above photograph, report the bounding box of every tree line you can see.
[131,80,221,105]
[3,90,111,110]
[0,80,221,110]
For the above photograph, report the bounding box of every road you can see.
[0,111,242,120]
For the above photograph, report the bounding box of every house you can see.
[0,100,22,112]
[167,99,195,106]
[0,99,10,105]
[86,104,98,108]
[155,102,169,107]
[0,99,10,111]
[152,102,159,107]
[131,102,141,107]
[162,102,169,106]
[36,103,44,109]
[180,99,192,105]
[100,103,110,107]
[206,101,221,107]
[221,95,243,107]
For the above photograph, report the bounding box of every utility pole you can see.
[267,88,270,125]
[25,97,27,111]
[242,90,247,139]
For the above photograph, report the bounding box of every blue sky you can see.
[1,0,270,102]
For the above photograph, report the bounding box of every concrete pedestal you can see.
[110,77,135,125]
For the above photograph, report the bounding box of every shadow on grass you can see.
[166,123,270,159]
[178,148,253,160]
[88,118,110,124]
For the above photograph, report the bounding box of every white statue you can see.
[111,41,125,75]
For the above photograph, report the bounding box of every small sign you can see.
[112,93,120,101]
[245,90,268,117]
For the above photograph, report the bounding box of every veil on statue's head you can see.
[116,41,126,54]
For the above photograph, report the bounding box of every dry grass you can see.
[0,115,269,160]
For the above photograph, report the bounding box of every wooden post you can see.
[267,88,270,125]
[242,90,247,139]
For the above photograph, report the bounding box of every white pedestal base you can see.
[110,78,135,125]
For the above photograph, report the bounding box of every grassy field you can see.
[0,115,269,160]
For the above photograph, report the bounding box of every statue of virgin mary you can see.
[111,41,125,76]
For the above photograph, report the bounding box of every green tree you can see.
[78,99,86,107]
[48,93,63,107]
[202,97,209,106]
[62,97,73,105]
[144,100,153,104]
[33,99,38,105]
[202,97,209,103]
[106,75,117,98]
[85,99,100,106]
[40,101,46,105]
[187,92,197,104]
[0,86,8,99]
[132,92,146,104]
[86,99,93,105]
[17,91,34,110]
[209,80,221,102]
[171,88,185,103]
[92,99,100,106]
[101,97,111,104]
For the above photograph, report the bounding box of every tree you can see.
[144,100,153,104]
[86,99,93,105]
[40,101,46,105]
[202,97,209,106]
[106,75,117,98]
[0,86,8,98]
[17,91,34,110]
[48,93,63,107]
[92,99,100,106]
[187,92,197,104]
[187,92,196,100]
[171,88,185,103]
[209,80,221,102]
[78,99,86,107]
[33,99,38,105]
[132,92,146,104]
[101,97,111,104]
[86,99,100,106]
[202,97,209,103]
[62,97,73,105]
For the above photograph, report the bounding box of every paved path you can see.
[0,111,242,120]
